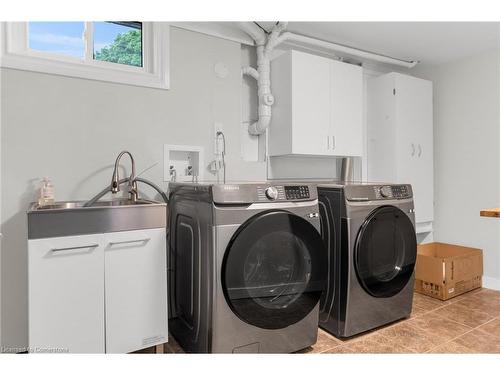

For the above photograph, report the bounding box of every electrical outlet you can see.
[214,122,223,154]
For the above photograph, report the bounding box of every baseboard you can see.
[416,221,433,234]
[482,276,500,291]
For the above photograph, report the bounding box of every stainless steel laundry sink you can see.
[34,201,83,210]
[87,198,156,207]
[28,151,169,240]
[31,198,158,210]
[27,198,167,239]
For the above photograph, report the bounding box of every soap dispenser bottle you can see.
[38,177,55,206]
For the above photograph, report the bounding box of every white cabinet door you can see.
[367,74,398,182]
[367,72,433,230]
[330,60,363,156]
[28,234,105,353]
[270,50,363,157]
[104,228,168,353]
[291,51,331,155]
[395,74,434,224]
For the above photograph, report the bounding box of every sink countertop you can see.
[28,199,167,239]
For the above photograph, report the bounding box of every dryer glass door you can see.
[354,205,417,298]
[222,210,327,330]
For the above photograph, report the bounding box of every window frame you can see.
[0,22,170,89]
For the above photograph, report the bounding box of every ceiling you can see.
[253,22,500,67]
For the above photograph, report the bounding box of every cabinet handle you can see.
[418,144,422,157]
[411,143,416,157]
[108,238,150,246]
[51,244,99,252]
[327,135,330,150]
[331,136,335,150]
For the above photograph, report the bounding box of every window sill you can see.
[1,52,169,89]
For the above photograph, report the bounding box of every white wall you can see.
[0,26,266,351]
[0,42,3,346]
[413,49,500,289]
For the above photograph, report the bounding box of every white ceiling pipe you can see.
[249,43,272,135]
[240,22,287,135]
[240,22,418,137]
[276,31,418,68]
[236,22,266,46]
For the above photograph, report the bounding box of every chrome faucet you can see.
[111,151,138,202]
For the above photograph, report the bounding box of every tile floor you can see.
[139,288,500,354]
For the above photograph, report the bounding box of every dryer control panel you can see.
[344,184,413,202]
[373,185,411,200]
[390,185,411,199]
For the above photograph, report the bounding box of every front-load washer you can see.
[317,182,417,338]
[167,182,327,353]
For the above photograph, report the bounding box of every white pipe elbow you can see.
[236,22,267,46]
[242,66,259,81]
[248,114,271,135]
[265,22,289,55]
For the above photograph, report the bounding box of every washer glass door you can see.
[222,210,326,330]
[354,205,417,298]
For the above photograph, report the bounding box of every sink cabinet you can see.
[104,228,168,353]
[28,234,105,353]
[28,228,167,353]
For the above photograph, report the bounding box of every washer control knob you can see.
[379,186,392,198]
[265,186,279,200]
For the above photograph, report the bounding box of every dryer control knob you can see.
[379,186,392,198]
[265,186,279,200]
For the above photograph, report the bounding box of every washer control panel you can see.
[373,185,411,200]
[284,185,310,200]
[255,185,311,201]
[265,186,279,200]
[257,186,285,201]
[211,183,318,204]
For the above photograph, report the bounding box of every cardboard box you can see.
[415,242,483,300]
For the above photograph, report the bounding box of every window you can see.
[29,22,85,58]
[93,22,142,67]
[0,22,169,89]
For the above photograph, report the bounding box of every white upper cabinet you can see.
[367,72,434,231]
[291,51,331,155]
[330,59,364,157]
[270,50,363,157]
